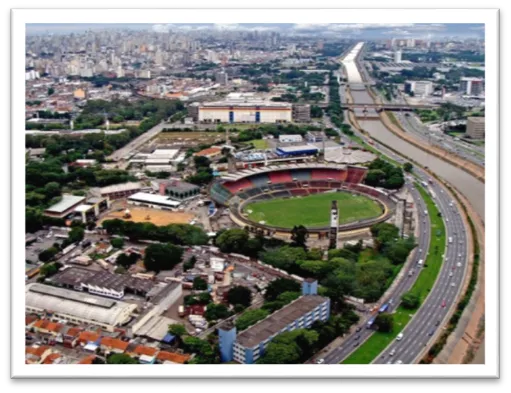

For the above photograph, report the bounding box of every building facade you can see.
[197,101,292,124]
[466,117,485,139]
[292,104,311,122]
[218,280,330,364]
[459,77,484,96]
[404,80,433,97]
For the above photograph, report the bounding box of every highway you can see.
[107,120,169,161]
[320,41,471,365]
[323,182,431,364]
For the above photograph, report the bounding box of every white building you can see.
[197,100,292,124]
[25,283,137,332]
[278,134,303,143]
[466,117,485,139]
[394,50,402,63]
[459,77,484,96]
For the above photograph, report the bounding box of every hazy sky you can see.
[26,23,485,39]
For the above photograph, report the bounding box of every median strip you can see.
[342,183,446,364]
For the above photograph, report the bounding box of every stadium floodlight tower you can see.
[329,200,339,249]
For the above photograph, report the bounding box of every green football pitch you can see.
[243,191,384,228]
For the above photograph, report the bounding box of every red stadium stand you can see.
[224,178,253,193]
[346,167,367,184]
[290,189,309,197]
[269,170,293,184]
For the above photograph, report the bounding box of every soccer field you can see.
[244,191,383,228]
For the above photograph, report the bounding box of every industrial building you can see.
[49,266,155,300]
[192,100,293,124]
[275,144,319,157]
[459,77,484,96]
[404,80,433,97]
[466,117,485,139]
[218,280,330,364]
[98,182,144,200]
[25,283,138,332]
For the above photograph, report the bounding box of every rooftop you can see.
[128,192,181,207]
[195,147,222,157]
[100,182,141,194]
[467,117,485,123]
[163,180,200,193]
[277,144,319,153]
[44,195,86,214]
[199,100,292,109]
[236,295,328,348]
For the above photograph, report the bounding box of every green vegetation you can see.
[106,354,138,364]
[187,156,213,186]
[342,183,446,364]
[248,139,269,149]
[365,158,405,190]
[244,191,383,228]
[227,286,253,308]
[101,219,209,245]
[193,276,208,290]
[143,243,184,273]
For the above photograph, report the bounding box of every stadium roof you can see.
[220,162,348,182]
[324,147,377,164]
[128,192,181,207]
[44,195,85,214]
[236,295,329,348]
[276,144,319,153]
[25,283,137,327]
[100,182,141,195]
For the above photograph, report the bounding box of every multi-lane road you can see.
[320,42,471,364]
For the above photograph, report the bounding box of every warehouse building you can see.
[25,283,138,332]
[218,279,330,364]
[278,134,303,143]
[98,182,144,200]
[128,192,181,210]
[49,266,155,299]
[306,131,327,143]
[159,180,201,202]
[194,100,293,124]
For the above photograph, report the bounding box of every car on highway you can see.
[355,335,361,340]
[316,358,325,364]
[457,262,462,267]
[396,333,404,341]
[389,349,396,356]
[353,342,360,347]
[441,300,446,308]
[396,360,403,364]
[435,320,441,326]
[449,271,453,277]
[451,282,456,287]
[428,329,435,336]
[355,327,361,333]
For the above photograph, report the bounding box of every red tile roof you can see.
[43,353,62,364]
[133,345,158,357]
[26,345,51,357]
[156,351,190,364]
[100,337,129,351]
[77,331,101,344]
[195,147,222,157]
[78,355,97,364]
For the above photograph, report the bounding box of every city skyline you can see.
[27,23,485,39]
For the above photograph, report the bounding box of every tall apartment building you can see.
[466,117,485,139]
[394,50,402,63]
[292,104,311,123]
[218,279,330,364]
[215,70,229,85]
[459,77,484,96]
[404,80,433,97]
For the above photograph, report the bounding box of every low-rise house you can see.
[25,345,52,364]
[100,337,129,354]
[156,351,190,364]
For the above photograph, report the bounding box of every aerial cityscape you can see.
[23,23,485,367]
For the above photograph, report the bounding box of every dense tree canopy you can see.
[143,243,183,273]
[227,285,253,308]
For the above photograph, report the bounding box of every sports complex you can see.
[210,163,397,238]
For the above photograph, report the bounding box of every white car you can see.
[396,333,404,341]
[316,358,325,364]
[396,360,403,364]
[456,262,462,267]
[451,282,456,287]
[389,349,396,356]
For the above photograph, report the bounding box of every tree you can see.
[215,228,249,254]
[264,278,301,301]
[235,309,269,331]
[183,256,197,271]
[374,313,394,333]
[260,246,307,273]
[204,303,231,322]
[110,237,124,249]
[68,227,85,244]
[306,248,323,261]
[38,247,59,263]
[291,225,308,249]
[106,354,138,364]
[168,324,187,338]
[116,252,139,268]
[403,162,413,173]
[193,276,208,290]
[401,291,420,309]
[47,87,55,96]
[227,286,252,308]
[143,243,183,273]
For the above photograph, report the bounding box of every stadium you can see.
[210,163,397,238]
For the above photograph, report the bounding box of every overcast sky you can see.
[26,23,485,39]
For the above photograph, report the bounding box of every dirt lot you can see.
[154,131,224,145]
[100,207,195,226]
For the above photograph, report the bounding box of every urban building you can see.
[43,195,86,219]
[159,180,201,201]
[194,146,223,159]
[306,131,327,143]
[218,280,330,364]
[98,182,144,200]
[394,50,402,63]
[278,134,303,143]
[128,192,182,210]
[49,266,155,299]
[459,77,484,96]
[195,100,292,124]
[275,144,319,157]
[25,283,138,332]
[292,104,311,122]
[404,80,433,97]
[215,70,229,85]
[466,117,485,139]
